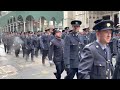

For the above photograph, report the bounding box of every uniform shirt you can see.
[48,37,64,62]
[78,40,113,79]
[96,40,107,50]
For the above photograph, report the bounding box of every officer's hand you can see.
[65,64,70,72]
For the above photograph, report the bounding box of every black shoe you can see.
[54,72,57,77]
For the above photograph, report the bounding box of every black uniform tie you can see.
[104,48,107,58]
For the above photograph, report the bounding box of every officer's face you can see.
[72,25,80,32]
[50,28,53,33]
[97,30,112,44]
[55,32,62,38]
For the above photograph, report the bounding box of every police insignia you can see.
[75,22,78,24]
[107,23,111,27]
[96,45,99,48]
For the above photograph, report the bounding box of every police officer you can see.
[62,27,69,39]
[40,28,51,65]
[78,19,114,79]
[32,32,39,58]
[13,33,23,57]
[111,29,119,57]
[6,32,13,54]
[37,31,42,55]
[89,19,102,43]
[20,32,27,58]
[2,32,8,53]
[82,27,91,47]
[112,25,120,79]
[64,20,83,79]
[48,29,64,79]
[25,31,35,62]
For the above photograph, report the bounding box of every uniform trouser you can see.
[54,61,65,79]
[64,68,78,79]
[22,48,26,58]
[39,48,42,54]
[42,50,49,64]
[15,49,20,57]
[35,47,39,57]
[7,45,11,53]
[4,44,7,53]
[26,49,34,61]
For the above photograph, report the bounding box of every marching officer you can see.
[37,31,42,55]
[33,32,39,58]
[48,29,64,79]
[6,32,13,54]
[112,25,120,79]
[13,33,23,57]
[78,19,114,79]
[2,32,8,53]
[25,31,35,62]
[111,29,119,57]
[63,20,83,79]
[40,28,52,65]
[62,27,69,39]
[89,19,102,43]
[20,32,27,58]
[82,27,91,47]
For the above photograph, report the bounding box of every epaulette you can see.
[85,42,94,47]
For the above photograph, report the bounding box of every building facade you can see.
[0,11,63,32]
[0,11,119,32]
[63,11,119,31]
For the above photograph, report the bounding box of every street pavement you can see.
[0,44,116,79]
[0,44,68,79]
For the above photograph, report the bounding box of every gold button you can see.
[96,45,99,48]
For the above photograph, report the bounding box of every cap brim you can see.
[98,28,113,31]
[72,24,80,26]
[102,28,113,30]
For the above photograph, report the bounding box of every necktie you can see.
[103,48,107,58]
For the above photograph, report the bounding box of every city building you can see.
[0,11,63,32]
[0,11,119,32]
[63,11,119,31]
